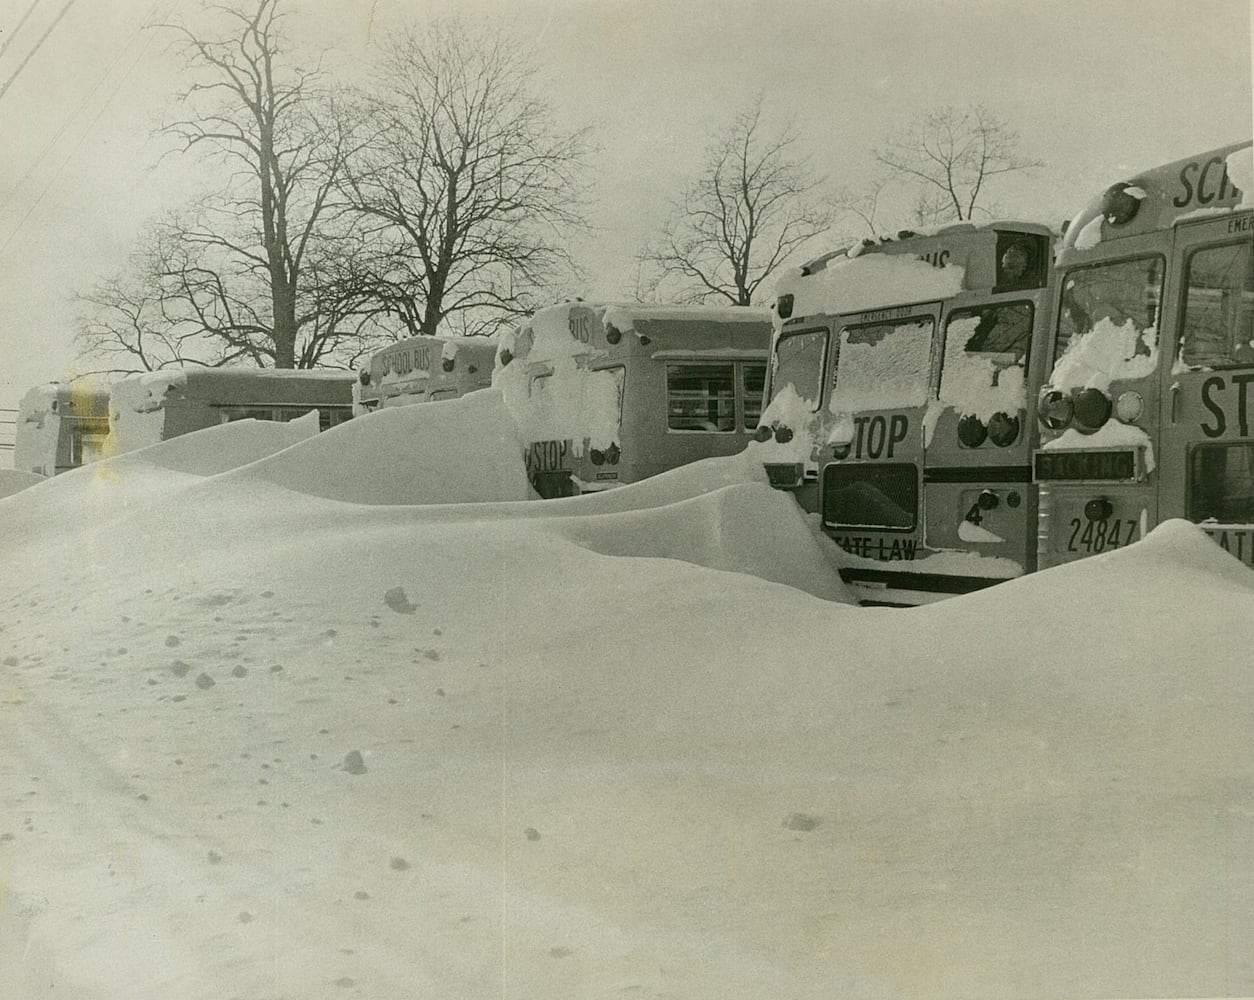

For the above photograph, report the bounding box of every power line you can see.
[0,0,44,64]
[0,0,76,105]
[0,0,178,260]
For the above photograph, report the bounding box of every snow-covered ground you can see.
[1,390,1251,999]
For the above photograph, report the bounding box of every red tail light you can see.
[957,414,987,448]
[1039,389,1073,430]
[1073,388,1112,433]
[987,412,1020,447]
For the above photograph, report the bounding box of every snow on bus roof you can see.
[601,303,771,328]
[775,253,966,325]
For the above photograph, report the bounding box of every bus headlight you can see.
[606,443,621,465]
[590,449,605,465]
[957,414,988,448]
[774,425,794,444]
[753,425,774,443]
[1114,390,1144,423]
[1073,387,1112,433]
[1038,389,1073,430]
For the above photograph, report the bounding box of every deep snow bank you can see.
[230,388,532,505]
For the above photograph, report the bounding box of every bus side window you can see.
[666,363,735,432]
[1189,443,1254,522]
[1180,241,1254,368]
[742,363,766,430]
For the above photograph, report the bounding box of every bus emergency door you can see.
[921,290,1050,580]
[821,303,941,570]
[1159,212,1254,564]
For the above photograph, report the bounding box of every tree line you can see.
[75,0,1041,374]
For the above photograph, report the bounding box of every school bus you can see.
[13,380,111,476]
[1034,140,1254,569]
[761,222,1056,604]
[496,301,771,498]
[356,334,496,412]
[15,368,356,474]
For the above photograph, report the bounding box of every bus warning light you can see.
[1100,182,1143,225]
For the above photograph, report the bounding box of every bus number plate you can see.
[527,440,569,472]
[1066,518,1139,554]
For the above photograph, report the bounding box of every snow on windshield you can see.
[828,317,933,414]
[938,310,1029,419]
[1049,316,1159,392]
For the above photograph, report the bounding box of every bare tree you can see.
[154,0,374,368]
[74,220,236,374]
[874,105,1042,225]
[339,20,594,340]
[642,98,834,306]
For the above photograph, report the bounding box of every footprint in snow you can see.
[383,587,417,614]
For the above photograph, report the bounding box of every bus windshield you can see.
[1053,256,1163,370]
[769,329,827,409]
[940,302,1033,410]
[830,317,933,413]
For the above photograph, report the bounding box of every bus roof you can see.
[502,301,771,366]
[1060,141,1254,252]
[18,380,111,421]
[112,367,355,413]
[775,222,1054,326]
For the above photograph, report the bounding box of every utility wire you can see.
[0,0,44,63]
[0,0,76,105]
[0,0,176,260]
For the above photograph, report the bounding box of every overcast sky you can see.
[0,0,1251,414]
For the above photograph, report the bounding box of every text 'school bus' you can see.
[495,301,772,498]
[759,222,1055,605]
[14,380,111,476]
[1034,141,1254,569]
[355,335,497,413]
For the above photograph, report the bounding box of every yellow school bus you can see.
[497,301,771,497]
[356,335,496,412]
[13,380,111,476]
[15,368,356,474]
[1034,140,1254,568]
[761,222,1056,604]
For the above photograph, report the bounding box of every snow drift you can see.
[0,397,1251,999]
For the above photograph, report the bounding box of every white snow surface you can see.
[1229,145,1254,208]
[828,318,933,413]
[1049,316,1159,393]
[1,389,1253,999]
[776,254,964,327]
[1040,421,1158,474]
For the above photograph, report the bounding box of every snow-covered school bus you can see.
[13,380,112,477]
[15,368,356,475]
[496,301,771,498]
[355,335,496,412]
[759,222,1056,605]
[1034,140,1254,569]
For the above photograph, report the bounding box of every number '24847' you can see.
[1067,518,1139,554]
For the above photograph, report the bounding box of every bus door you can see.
[821,304,940,594]
[757,324,831,509]
[524,367,576,498]
[1159,212,1254,566]
[1034,237,1166,567]
[921,292,1047,583]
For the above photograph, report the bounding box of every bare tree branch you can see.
[640,96,834,306]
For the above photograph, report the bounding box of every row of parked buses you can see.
[14,369,356,477]
[12,140,1250,608]
[757,139,1254,604]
